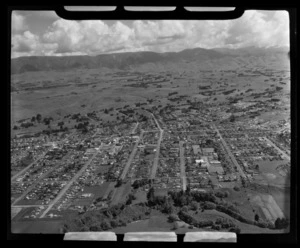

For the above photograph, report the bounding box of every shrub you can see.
[275,218,289,229]
[190,201,199,211]
[196,220,214,228]
[181,206,189,212]
[168,214,180,222]
[110,220,118,228]
[202,201,216,210]
[233,186,240,191]
[229,226,241,234]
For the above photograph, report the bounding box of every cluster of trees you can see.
[178,209,213,228]
[126,193,136,205]
[43,117,53,125]
[167,189,218,208]
[132,179,151,189]
[104,107,114,114]
[213,218,237,230]
[20,122,34,128]
[115,179,123,187]
[214,191,229,198]
[168,92,178,96]
[274,217,289,229]
[75,121,89,133]
[62,203,150,233]
[147,188,174,214]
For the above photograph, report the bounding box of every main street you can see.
[120,131,144,180]
[213,124,247,179]
[11,131,76,181]
[11,150,76,206]
[179,141,187,191]
[150,113,164,179]
[38,129,101,218]
[39,145,102,218]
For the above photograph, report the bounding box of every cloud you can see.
[11,10,290,58]
[42,19,134,55]
[12,12,27,32]
[12,31,57,57]
[224,10,289,48]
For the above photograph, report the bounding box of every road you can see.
[263,137,290,160]
[11,205,48,208]
[120,131,144,180]
[11,154,46,182]
[11,151,74,206]
[11,131,76,181]
[131,122,139,134]
[149,113,164,179]
[213,124,247,179]
[39,146,101,218]
[179,141,187,191]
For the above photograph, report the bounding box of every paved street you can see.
[120,131,144,180]
[150,114,164,179]
[263,137,290,160]
[213,124,247,179]
[11,150,74,206]
[11,131,76,181]
[179,141,187,191]
[11,154,46,182]
[40,146,101,218]
[131,122,139,134]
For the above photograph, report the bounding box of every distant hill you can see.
[11,46,289,74]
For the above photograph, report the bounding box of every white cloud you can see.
[12,12,27,32]
[12,31,57,57]
[224,10,289,48]
[42,19,135,55]
[11,10,290,58]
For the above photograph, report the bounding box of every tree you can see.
[254,214,259,222]
[168,214,179,223]
[115,179,123,188]
[241,177,246,188]
[275,218,289,229]
[36,114,42,122]
[31,116,36,122]
[147,187,155,201]
[44,118,51,125]
[190,201,199,211]
[100,220,111,230]
[58,121,64,129]
[110,220,118,228]
[202,201,216,210]
[162,200,174,214]
[181,206,189,212]
[233,186,240,191]
[229,226,241,234]
[90,225,100,231]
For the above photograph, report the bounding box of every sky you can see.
[11,10,289,58]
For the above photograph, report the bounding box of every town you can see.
[11,94,290,233]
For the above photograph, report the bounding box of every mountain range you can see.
[11,46,289,74]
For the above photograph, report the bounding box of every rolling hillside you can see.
[11,46,288,74]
